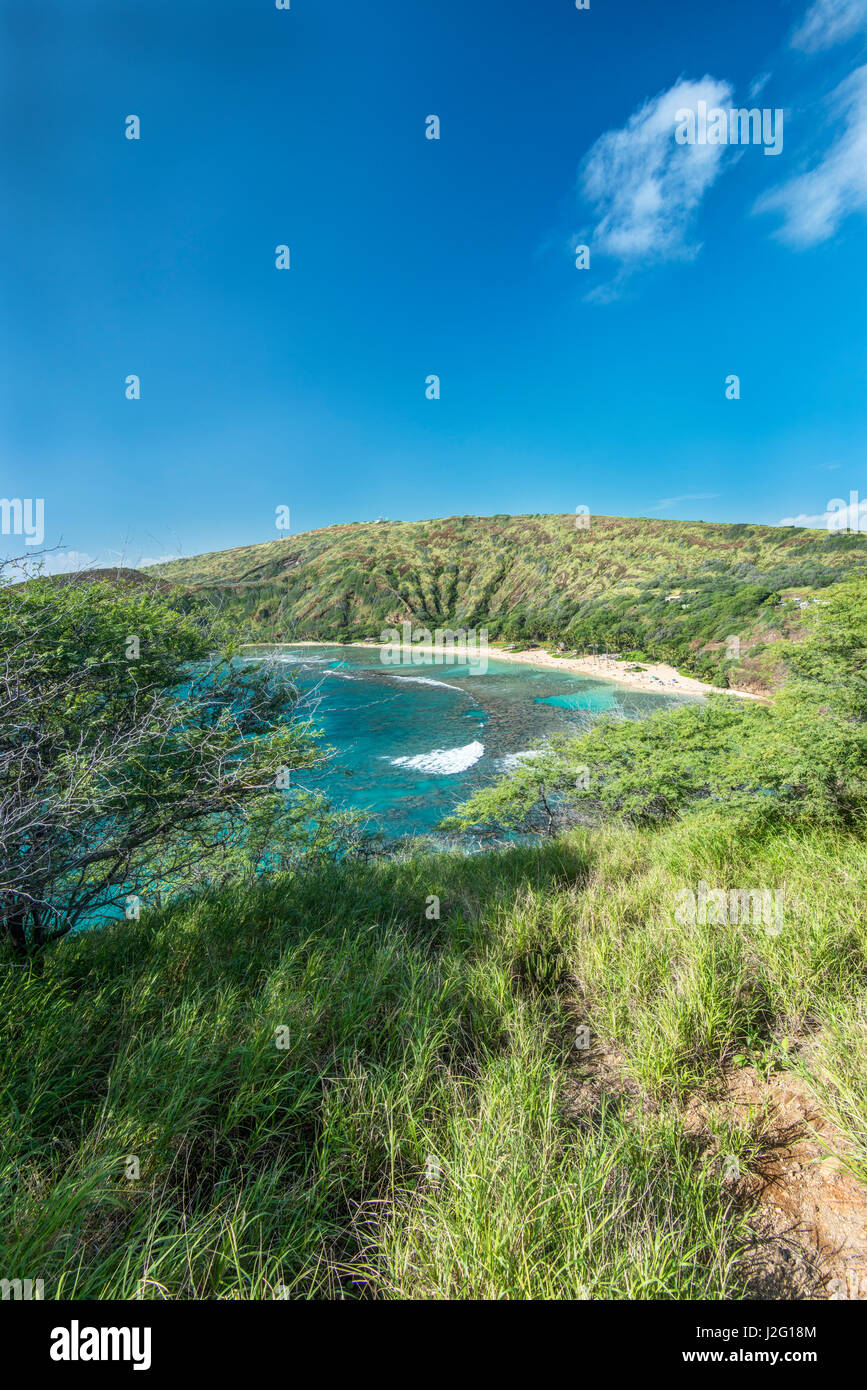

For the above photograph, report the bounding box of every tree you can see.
[442,699,763,835]
[0,564,326,952]
[445,578,867,836]
[764,577,867,822]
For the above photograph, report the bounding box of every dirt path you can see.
[685,1067,867,1299]
[563,1027,867,1299]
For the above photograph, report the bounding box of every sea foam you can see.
[389,675,464,692]
[496,750,544,771]
[389,741,484,775]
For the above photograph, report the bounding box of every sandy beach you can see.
[240,640,769,701]
[485,647,769,700]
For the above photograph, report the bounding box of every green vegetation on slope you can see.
[3,559,866,1301]
[154,514,867,688]
[445,575,867,836]
[2,818,865,1298]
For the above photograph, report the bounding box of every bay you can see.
[248,645,699,839]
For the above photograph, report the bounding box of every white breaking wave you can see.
[242,650,329,666]
[239,654,304,667]
[389,675,464,692]
[389,741,484,775]
[496,750,544,771]
[324,668,360,680]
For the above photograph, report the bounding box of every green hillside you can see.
[154,514,867,688]
[4,819,866,1299]
[5,543,867,1302]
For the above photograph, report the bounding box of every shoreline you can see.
[239,640,770,702]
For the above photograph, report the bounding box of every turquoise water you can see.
[247,646,698,840]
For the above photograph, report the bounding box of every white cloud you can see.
[778,511,834,526]
[792,0,867,53]
[41,550,98,574]
[749,71,773,100]
[139,553,182,568]
[579,77,734,269]
[0,549,98,584]
[779,498,867,528]
[755,65,867,245]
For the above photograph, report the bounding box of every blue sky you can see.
[2,0,867,570]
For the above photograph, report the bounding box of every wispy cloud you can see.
[749,71,773,100]
[755,65,867,245]
[578,77,734,278]
[791,0,867,53]
[650,492,720,511]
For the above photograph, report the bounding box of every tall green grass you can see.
[2,817,864,1299]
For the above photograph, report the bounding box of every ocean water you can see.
[247,645,698,840]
